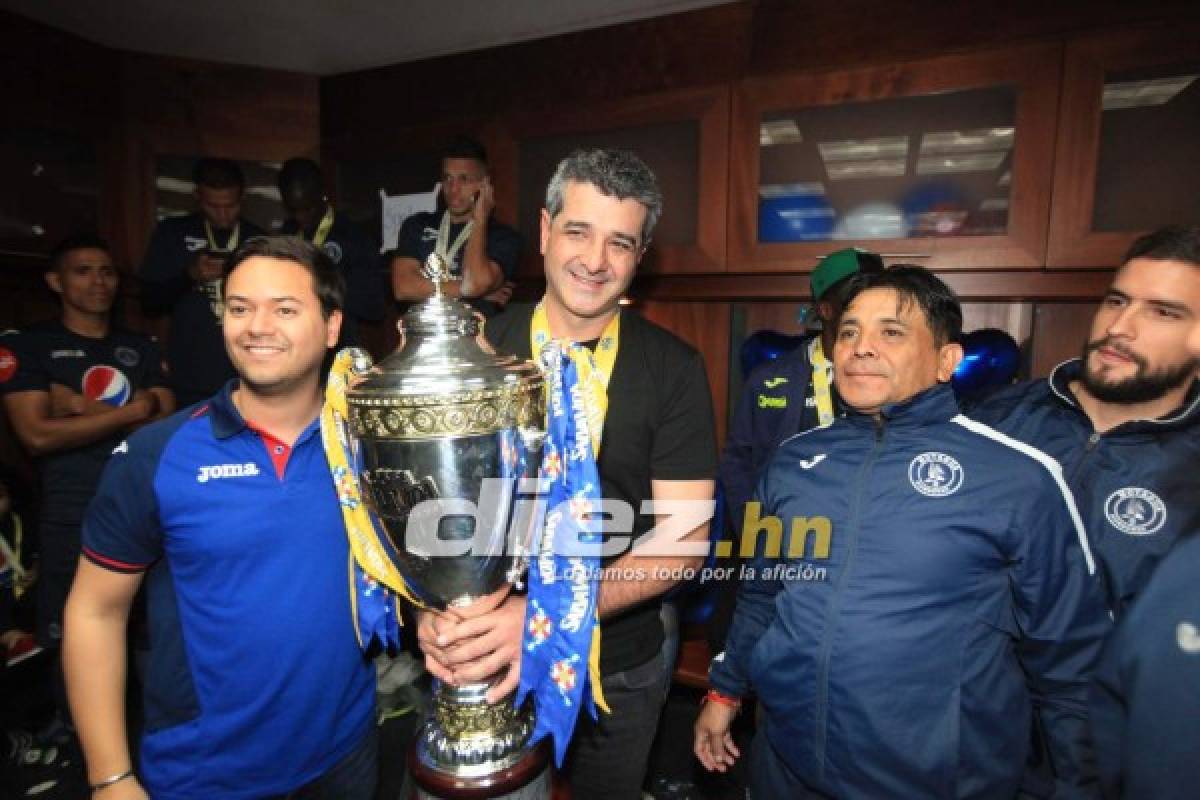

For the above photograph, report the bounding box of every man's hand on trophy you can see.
[416,592,527,702]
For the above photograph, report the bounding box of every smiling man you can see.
[970,225,1200,616]
[1,233,173,744]
[416,148,717,799]
[696,266,1109,798]
[63,237,378,799]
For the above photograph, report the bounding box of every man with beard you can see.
[970,224,1200,616]
[1089,290,1200,800]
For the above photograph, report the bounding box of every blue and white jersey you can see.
[82,381,373,800]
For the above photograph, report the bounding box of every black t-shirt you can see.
[396,211,521,317]
[139,213,265,405]
[485,303,718,674]
[0,322,166,527]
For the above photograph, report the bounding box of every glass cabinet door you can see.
[730,43,1061,271]
[1048,26,1200,267]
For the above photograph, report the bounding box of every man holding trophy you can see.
[410,149,718,797]
[334,148,716,798]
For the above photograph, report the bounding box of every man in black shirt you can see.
[390,137,520,317]
[417,149,717,799]
[0,233,173,730]
[277,157,388,347]
[140,158,265,406]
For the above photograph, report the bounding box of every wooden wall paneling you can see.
[320,3,751,136]
[633,300,731,447]
[728,42,1063,272]
[1031,301,1097,376]
[747,0,1200,77]
[1046,23,1200,267]
[632,269,1114,302]
[505,85,731,277]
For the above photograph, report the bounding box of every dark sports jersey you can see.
[81,383,374,798]
[139,213,265,405]
[0,322,166,525]
[280,210,388,328]
[485,303,717,674]
[396,210,520,317]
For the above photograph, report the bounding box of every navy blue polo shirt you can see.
[82,381,373,799]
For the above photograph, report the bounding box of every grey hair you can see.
[544,148,663,247]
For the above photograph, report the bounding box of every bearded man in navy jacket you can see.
[969,225,1200,616]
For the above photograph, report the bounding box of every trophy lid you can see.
[347,255,543,439]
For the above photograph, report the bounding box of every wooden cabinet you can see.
[728,43,1062,272]
[506,85,730,276]
[1047,25,1200,267]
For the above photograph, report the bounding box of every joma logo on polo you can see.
[197,463,261,483]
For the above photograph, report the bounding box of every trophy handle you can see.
[340,347,376,385]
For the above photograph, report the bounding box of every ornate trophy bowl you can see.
[345,259,550,797]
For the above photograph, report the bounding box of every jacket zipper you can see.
[813,417,884,779]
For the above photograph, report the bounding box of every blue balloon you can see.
[741,330,806,378]
[953,328,1021,399]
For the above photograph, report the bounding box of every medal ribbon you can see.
[320,350,420,651]
[310,206,335,248]
[530,303,619,456]
[517,340,609,766]
[434,211,473,273]
[201,220,241,323]
[203,220,240,253]
[0,513,24,599]
[809,337,836,427]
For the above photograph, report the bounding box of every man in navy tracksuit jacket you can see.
[970,226,1200,616]
[695,267,1110,798]
[1086,227,1200,800]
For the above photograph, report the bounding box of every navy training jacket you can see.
[968,360,1200,615]
[710,383,1111,799]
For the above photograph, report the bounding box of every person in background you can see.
[710,247,883,653]
[0,233,173,745]
[277,156,388,347]
[140,158,265,406]
[391,136,520,317]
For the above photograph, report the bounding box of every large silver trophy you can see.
[345,256,551,798]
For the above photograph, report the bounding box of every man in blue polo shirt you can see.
[62,237,376,799]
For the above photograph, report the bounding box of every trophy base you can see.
[409,739,552,800]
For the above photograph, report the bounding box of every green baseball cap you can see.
[810,248,885,302]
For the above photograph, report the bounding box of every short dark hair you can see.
[545,148,663,246]
[839,265,963,347]
[193,158,245,192]
[442,135,488,166]
[48,232,111,272]
[277,158,324,198]
[1122,224,1200,267]
[222,236,344,319]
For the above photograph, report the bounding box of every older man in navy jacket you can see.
[696,267,1109,799]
